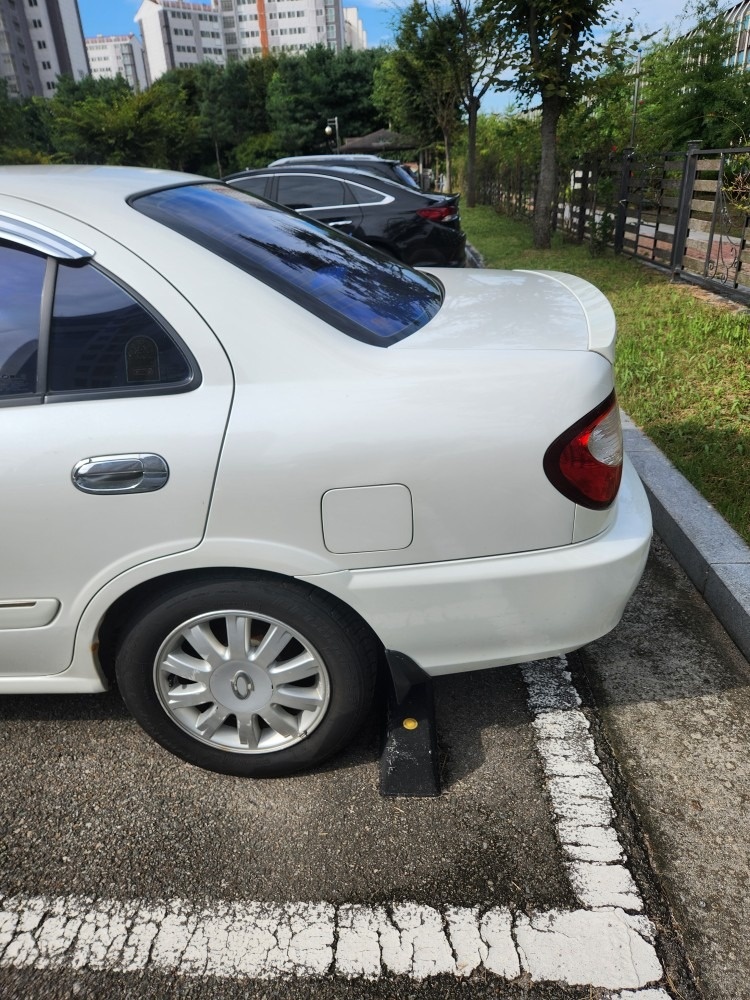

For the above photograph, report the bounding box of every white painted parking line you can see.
[0,894,662,988]
[0,657,669,992]
[522,659,645,912]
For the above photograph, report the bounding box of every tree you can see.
[373,3,462,189]
[473,108,541,200]
[445,0,510,206]
[488,0,633,247]
[0,80,23,148]
[146,69,205,171]
[635,0,750,153]
[46,76,139,163]
[556,54,633,161]
[400,1,509,205]
[267,46,387,155]
[0,80,37,163]
[43,74,203,168]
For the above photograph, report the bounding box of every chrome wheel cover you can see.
[153,609,331,754]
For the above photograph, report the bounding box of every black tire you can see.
[114,576,378,777]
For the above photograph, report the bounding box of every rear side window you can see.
[0,244,45,396]
[276,174,349,209]
[48,264,192,392]
[228,175,269,198]
[0,240,195,404]
[347,182,391,206]
[132,182,442,347]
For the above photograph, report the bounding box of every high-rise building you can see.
[724,0,750,67]
[136,0,224,81]
[343,7,366,51]
[0,0,88,98]
[135,0,363,83]
[86,34,149,91]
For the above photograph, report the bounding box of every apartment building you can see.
[136,0,224,81]
[0,0,88,97]
[135,0,365,83]
[725,0,750,66]
[86,33,149,91]
[343,6,365,51]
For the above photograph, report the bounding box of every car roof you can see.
[225,164,406,190]
[0,164,205,219]
[270,155,402,166]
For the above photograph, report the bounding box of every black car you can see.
[268,154,420,190]
[223,165,466,268]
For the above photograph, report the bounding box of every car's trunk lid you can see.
[395,268,616,363]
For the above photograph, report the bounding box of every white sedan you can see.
[0,166,651,777]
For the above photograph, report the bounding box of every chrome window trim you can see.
[0,212,94,262]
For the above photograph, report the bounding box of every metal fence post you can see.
[614,147,634,254]
[671,140,702,274]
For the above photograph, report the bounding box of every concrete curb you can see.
[623,413,750,662]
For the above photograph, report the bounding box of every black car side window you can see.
[347,182,390,206]
[229,176,270,198]
[47,263,192,393]
[277,175,347,210]
[0,244,46,397]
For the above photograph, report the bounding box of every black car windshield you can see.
[393,164,420,188]
[131,183,443,346]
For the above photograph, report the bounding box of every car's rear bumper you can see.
[300,457,652,676]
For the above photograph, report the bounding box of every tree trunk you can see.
[465,95,480,208]
[533,96,563,249]
[442,128,452,192]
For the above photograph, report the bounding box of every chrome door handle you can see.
[72,454,169,495]
[328,220,353,227]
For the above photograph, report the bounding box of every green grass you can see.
[462,206,750,544]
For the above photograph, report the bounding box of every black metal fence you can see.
[488,142,750,296]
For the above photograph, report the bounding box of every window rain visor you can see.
[131,183,443,346]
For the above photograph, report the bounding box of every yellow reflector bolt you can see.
[402,717,419,731]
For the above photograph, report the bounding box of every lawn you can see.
[462,206,750,544]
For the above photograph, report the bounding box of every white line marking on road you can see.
[0,657,669,991]
[522,658,646,912]
[0,894,661,988]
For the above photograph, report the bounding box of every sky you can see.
[77,0,693,51]
[77,0,695,112]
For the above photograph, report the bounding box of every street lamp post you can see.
[325,116,341,154]
[629,52,642,148]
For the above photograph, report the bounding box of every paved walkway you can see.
[584,416,750,1000]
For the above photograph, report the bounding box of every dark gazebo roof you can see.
[341,128,419,153]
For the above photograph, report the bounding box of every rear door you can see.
[0,209,233,677]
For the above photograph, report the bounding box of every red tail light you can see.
[543,392,623,509]
[416,205,458,222]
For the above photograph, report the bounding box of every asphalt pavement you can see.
[0,300,747,997]
[577,415,750,1000]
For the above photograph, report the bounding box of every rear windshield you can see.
[131,183,442,346]
[393,164,420,188]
